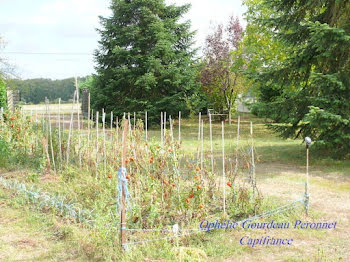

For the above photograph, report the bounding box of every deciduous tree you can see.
[199,15,243,122]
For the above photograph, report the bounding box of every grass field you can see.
[22,103,81,114]
[0,109,349,261]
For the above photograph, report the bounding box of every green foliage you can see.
[0,137,10,167]
[0,111,46,169]
[92,0,200,123]
[244,0,350,158]
[0,78,6,109]
[7,77,87,104]
[199,16,244,115]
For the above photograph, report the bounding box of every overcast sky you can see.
[0,0,246,80]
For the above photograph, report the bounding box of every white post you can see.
[164,111,166,139]
[110,111,114,143]
[197,112,201,161]
[234,116,240,174]
[209,112,214,173]
[222,121,226,214]
[103,111,106,174]
[145,111,148,141]
[178,111,181,141]
[161,112,163,145]
[66,91,77,165]
[58,98,62,164]
[128,112,131,137]
[250,122,256,193]
[201,120,204,171]
[96,111,99,178]
[169,115,173,143]
[87,93,91,158]
[116,116,119,147]
[134,112,136,130]
[47,100,56,174]
[75,77,82,168]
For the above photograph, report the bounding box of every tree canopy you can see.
[244,0,350,158]
[7,77,85,104]
[199,16,244,121]
[91,0,200,123]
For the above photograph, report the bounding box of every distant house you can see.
[237,94,256,113]
[6,89,20,112]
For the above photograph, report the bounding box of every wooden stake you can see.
[250,122,256,193]
[234,116,240,174]
[133,112,136,130]
[116,116,119,148]
[197,112,201,161]
[96,111,99,178]
[75,77,82,168]
[66,91,76,165]
[305,147,309,215]
[169,116,173,143]
[47,100,56,174]
[201,120,204,171]
[128,112,131,137]
[178,111,181,141]
[103,111,107,174]
[161,112,163,145]
[87,93,91,158]
[209,112,214,173]
[120,119,128,250]
[164,111,166,131]
[145,111,148,141]
[222,121,226,215]
[58,98,62,165]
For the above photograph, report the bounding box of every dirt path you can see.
[225,163,350,261]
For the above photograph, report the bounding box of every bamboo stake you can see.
[87,93,91,158]
[169,116,173,143]
[62,110,65,146]
[110,111,114,143]
[209,112,214,173]
[66,91,76,165]
[222,121,226,215]
[45,97,49,146]
[42,138,51,172]
[201,119,204,171]
[120,119,128,250]
[47,100,56,174]
[134,112,136,130]
[164,111,166,131]
[58,98,62,165]
[103,111,107,174]
[250,122,256,194]
[197,112,201,161]
[116,116,119,148]
[75,77,82,168]
[96,111,99,178]
[305,141,310,216]
[178,111,181,141]
[128,112,131,137]
[145,111,148,141]
[161,112,163,145]
[234,116,240,174]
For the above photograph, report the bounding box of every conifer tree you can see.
[245,0,350,158]
[92,0,199,123]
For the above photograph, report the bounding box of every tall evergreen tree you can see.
[245,0,350,158]
[92,0,198,123]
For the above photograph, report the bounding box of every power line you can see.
[1,51,93,56]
